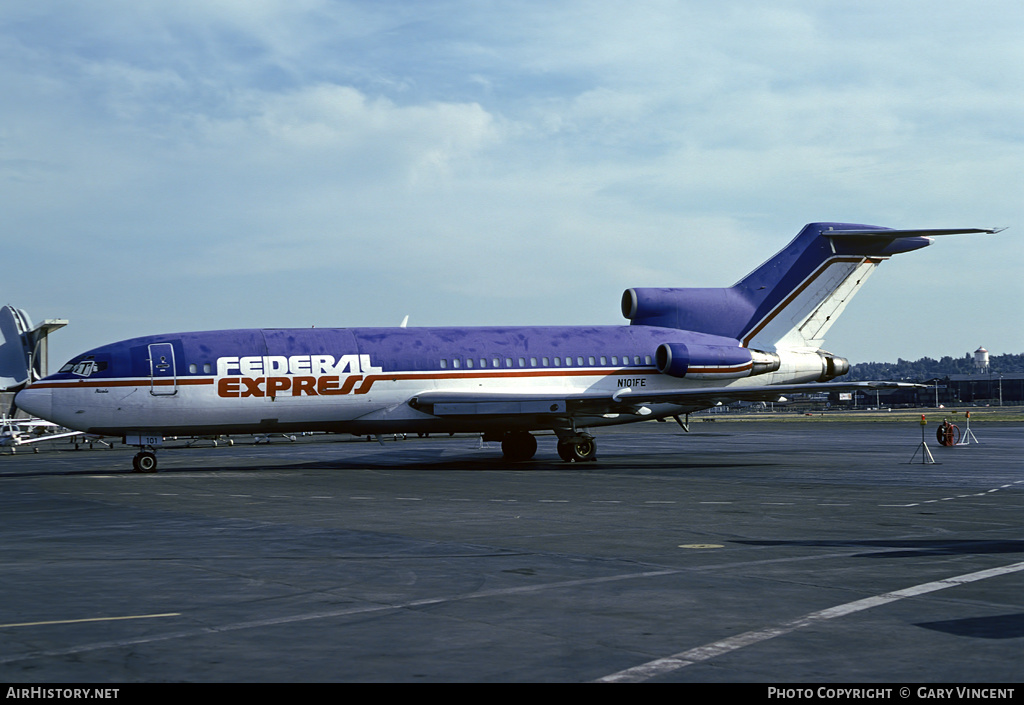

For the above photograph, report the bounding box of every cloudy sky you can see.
[3,1,1022,368]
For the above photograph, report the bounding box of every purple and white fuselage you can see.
[15,222,998,470]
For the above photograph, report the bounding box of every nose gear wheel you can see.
[132,451,158,473]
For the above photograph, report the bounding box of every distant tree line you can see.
[847,352,1024,381]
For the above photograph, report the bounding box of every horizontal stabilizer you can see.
[823,227,1005,238]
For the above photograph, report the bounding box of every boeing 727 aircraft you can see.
[15,222,999,471]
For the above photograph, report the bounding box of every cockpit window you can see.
[58,355,108,377]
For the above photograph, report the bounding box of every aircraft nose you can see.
[15,385,52,421]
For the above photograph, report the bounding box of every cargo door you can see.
[148,342,177,396]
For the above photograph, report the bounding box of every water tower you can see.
[974,346,989,372]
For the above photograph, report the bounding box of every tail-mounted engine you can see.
[655,342,781,380]
[818,351,849,381]
[654,342,848,383]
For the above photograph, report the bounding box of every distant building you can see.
[938,372,1023,405]
[827,372,1024,407]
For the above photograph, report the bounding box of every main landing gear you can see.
[495,431,598,463]
[556,434,597,463]
[500,431,537,462]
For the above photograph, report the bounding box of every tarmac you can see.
[0,419,1021,683]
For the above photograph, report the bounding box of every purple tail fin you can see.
[621,222,982,350]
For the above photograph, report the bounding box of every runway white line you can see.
[0,613,180,629]
[6,551,1020,674]
[596,560,1024,683]
[0,569,680,666]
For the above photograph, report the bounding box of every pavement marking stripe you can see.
[6,557,1021,670]
[0,613,180,629]
[0,571,680,665]
[596,560,1024,683]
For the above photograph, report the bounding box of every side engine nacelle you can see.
[774,349,850,383]
[655,342,781,380]
[656,343,848,382]
[818,351,849,381]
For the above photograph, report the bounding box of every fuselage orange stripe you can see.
[741,256,884,347]
[27,367,673,393]
[30,368,653,390]
[28,363,752,396]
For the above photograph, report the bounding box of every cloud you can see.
[1,1,1021,365]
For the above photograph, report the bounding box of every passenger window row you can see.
[439,355,653,370]
[183,356,655,375]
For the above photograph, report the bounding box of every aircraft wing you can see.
[0,430,84,447]
[409,381,922,418]
[604,381,921,409]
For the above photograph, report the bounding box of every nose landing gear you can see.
[132,450,158,473]
[126,435,163,473]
